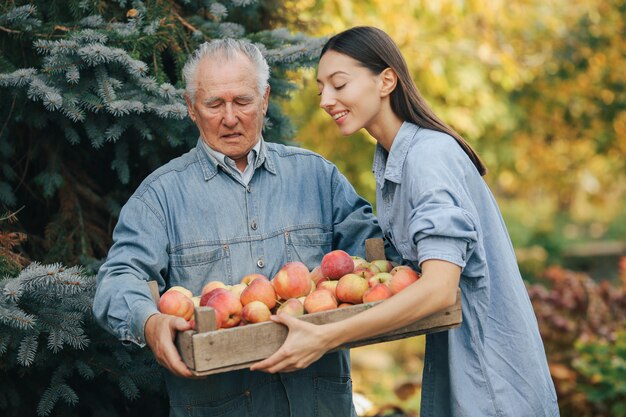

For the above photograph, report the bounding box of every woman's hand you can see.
[250,313,337,373]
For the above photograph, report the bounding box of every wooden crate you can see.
[150,238,462,376]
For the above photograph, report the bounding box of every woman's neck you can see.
[366,106,404,153]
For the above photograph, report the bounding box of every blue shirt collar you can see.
[373,122,420,187]
[195,137,276,181]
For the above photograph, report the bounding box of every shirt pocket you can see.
[285,230,333,270]
[169,244,232,289]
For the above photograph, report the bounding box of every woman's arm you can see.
[250,259,460,373]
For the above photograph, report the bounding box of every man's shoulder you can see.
[134,147,199,197]
[265,141,334,168]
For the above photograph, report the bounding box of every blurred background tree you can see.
[280,0,626,280]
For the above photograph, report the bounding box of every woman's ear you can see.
[380,68,398,98]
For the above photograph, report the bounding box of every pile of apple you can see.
[158,250,420,330]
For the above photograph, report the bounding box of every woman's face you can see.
[317,50,384,136]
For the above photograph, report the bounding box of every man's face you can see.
[186,53,269,169]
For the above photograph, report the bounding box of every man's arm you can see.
[93,195,194,377]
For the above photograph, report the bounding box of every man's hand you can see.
[144,313,197,378]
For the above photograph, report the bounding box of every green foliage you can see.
[527,265,626,416]
[574,331,626,416]
[0,263,167,417]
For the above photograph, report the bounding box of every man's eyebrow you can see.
[203,96,222,105]
[316,70,349,84]
[202,95,255,104]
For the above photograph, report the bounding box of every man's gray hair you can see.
[182,38,270,103]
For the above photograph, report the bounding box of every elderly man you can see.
[93,38,385,416]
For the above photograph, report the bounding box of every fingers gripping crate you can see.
[149,238,462,376]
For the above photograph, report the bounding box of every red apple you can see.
[308,265,326,285]
[242,300,272,324]
[353,262,379,279]
[321,250,354,279]
[271,261,311,300]
[200,288,243,329]
[240,273,269,286]
[335,273,369,304]
[168,285,193,298]
[240,277,277,309]
[276,298,305,317]
[201,280,226,296]
[367,272,392,288]
[390,267,421,294]
[159,289,194,321]
[363,283,393,303]
[304,289,338,313]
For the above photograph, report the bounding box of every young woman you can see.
[252,26,559,417]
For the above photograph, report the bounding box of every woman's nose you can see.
[319,90,335,109]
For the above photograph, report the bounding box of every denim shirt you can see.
[93,138,383,417]
[373,123,559,417]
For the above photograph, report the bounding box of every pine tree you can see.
[0,1,323,415]
[0,262,167,417]
[0,0,324,265]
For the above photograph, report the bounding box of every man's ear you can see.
[184,93,196,122]
[380,68,398,98]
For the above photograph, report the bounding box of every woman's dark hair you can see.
[321,26,487,176]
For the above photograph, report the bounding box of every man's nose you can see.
[222,103,238,126]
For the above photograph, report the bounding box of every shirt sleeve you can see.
[329,166,386,260]
[409,187,478,270]
[92,194,169,347]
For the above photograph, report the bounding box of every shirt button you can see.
[246,185,252,193]
[257,258,265,268]
[251,220,257,230]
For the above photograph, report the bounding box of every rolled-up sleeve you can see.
[330,166,384,259]
[93,195,169,346]
[409,188,478,269]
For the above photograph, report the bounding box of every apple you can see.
[338,302,353,308]
[168,285,193,298]
[229,283,247,299]
[308,265,326,285]
[242,300,272,324]
[367,272,392,288]
[370,259,394,273]
[363,283,393,303]
[304,289,338,313]
[191,296,201,308]
[316,278,338,294]
[276,298,305,317]
[351,255,368,269]
[201,280,227,296]
[159,289,194,321]
[241,273,269,286]
[321,250,354,279]
[335,273,369,304]
[200,288,243,329]
[353,262,379,279]
[271,261,311,300]
[240,277,277,309]
[390,267,421,294]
